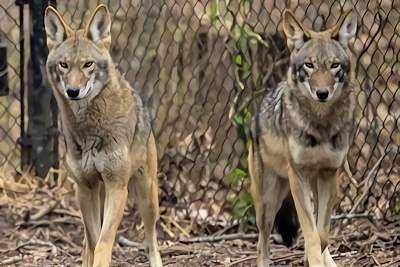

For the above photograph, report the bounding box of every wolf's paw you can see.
[324,256,337,267]
[149,251,163,267]
[81,242,94,267]
[323,248,337,267]
[257,257,272,267]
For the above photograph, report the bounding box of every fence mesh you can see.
[1,0,400,237]
[0,0,21,178]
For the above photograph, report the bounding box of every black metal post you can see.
[19,4,24,138]
[23,0,59,178]
[16,1,28,166]
[0,43,9,97]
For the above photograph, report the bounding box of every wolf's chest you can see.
[288,134,348,170]
[65,132,124,179]
[65,140,129,183]
[65,150,99,182]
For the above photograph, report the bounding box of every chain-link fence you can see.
[1,0,400,237]
[0,0,22,181]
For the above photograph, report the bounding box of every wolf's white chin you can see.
[60,75,94,100]
[60,78,69,99]
[79,75,94,98]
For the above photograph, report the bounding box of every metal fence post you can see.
[15,0,26,169]
[19,0,59,178]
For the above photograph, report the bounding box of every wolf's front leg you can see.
[92,179,128,267]
[248,146,290,267]
[132,175,162,267]
[288,167,324,267]
[316,170,338,267]
[76,179,102,267]
[130,133,163,267]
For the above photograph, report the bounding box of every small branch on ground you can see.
[347,150,390,217]
[29,200,59,221]
[0,256,23,265]
[118,236,145,249]
[188,232,281,243]
[272,251,304,262]
[226,255,258,266]
[17,216,81,227]
[331,211,370,220]
[331,251,358,258]
[0,239,57,254]
[189,232,258,243]
[161,215,191,238]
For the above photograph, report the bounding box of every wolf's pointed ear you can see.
[44,7,72,51]
[283,10,311,51]
[84,4,111,50]
[331,8,357,48]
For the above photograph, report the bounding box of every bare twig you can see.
[226,255,258,266]
[0,177,31,193]
[331,251,358,258]
[189,232,258,243]
[161,215,191,238]
[212,223,238,237]
[381,259,400,267]
[359,232,391,247]
[52,208,81,218]
[0,256,23,265]
[347,150,390,216]
[371,254,381,266]
[160,245,194,256]
[118,236,144,249]
[17,216,81,227]
[272,251,304,262]
[245,31,269,49]
[331,211,370,220]
[0,239,57,254]
[189,232,281,243]
[160,222,175,238]
[56,246,75,257]
[29,200,59,221]
[343,158,358,187]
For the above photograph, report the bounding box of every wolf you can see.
[248,8,358,267]
[44,5,163,267]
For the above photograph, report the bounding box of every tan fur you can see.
[249,9,358,267]
[45,5,163,267]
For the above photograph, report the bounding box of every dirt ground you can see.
[0,183,400,267]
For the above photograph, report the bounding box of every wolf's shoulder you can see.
[255,81,288,135]
[128,86,153,142]
[115,71,153,142]
[260,81,287,115]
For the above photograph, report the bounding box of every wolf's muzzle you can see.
[66,88,80,98]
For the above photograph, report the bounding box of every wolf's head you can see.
[45,5,112,101]
[283,9,357,103]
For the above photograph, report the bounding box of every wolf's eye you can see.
[59,62,68,69]
[331,63,340,69]
[83,62,93,68]
[304,63,314,68]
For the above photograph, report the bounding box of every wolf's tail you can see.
[274,191,300,247]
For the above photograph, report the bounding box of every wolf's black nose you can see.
[316,90,329,100]
[66,88,80,98]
